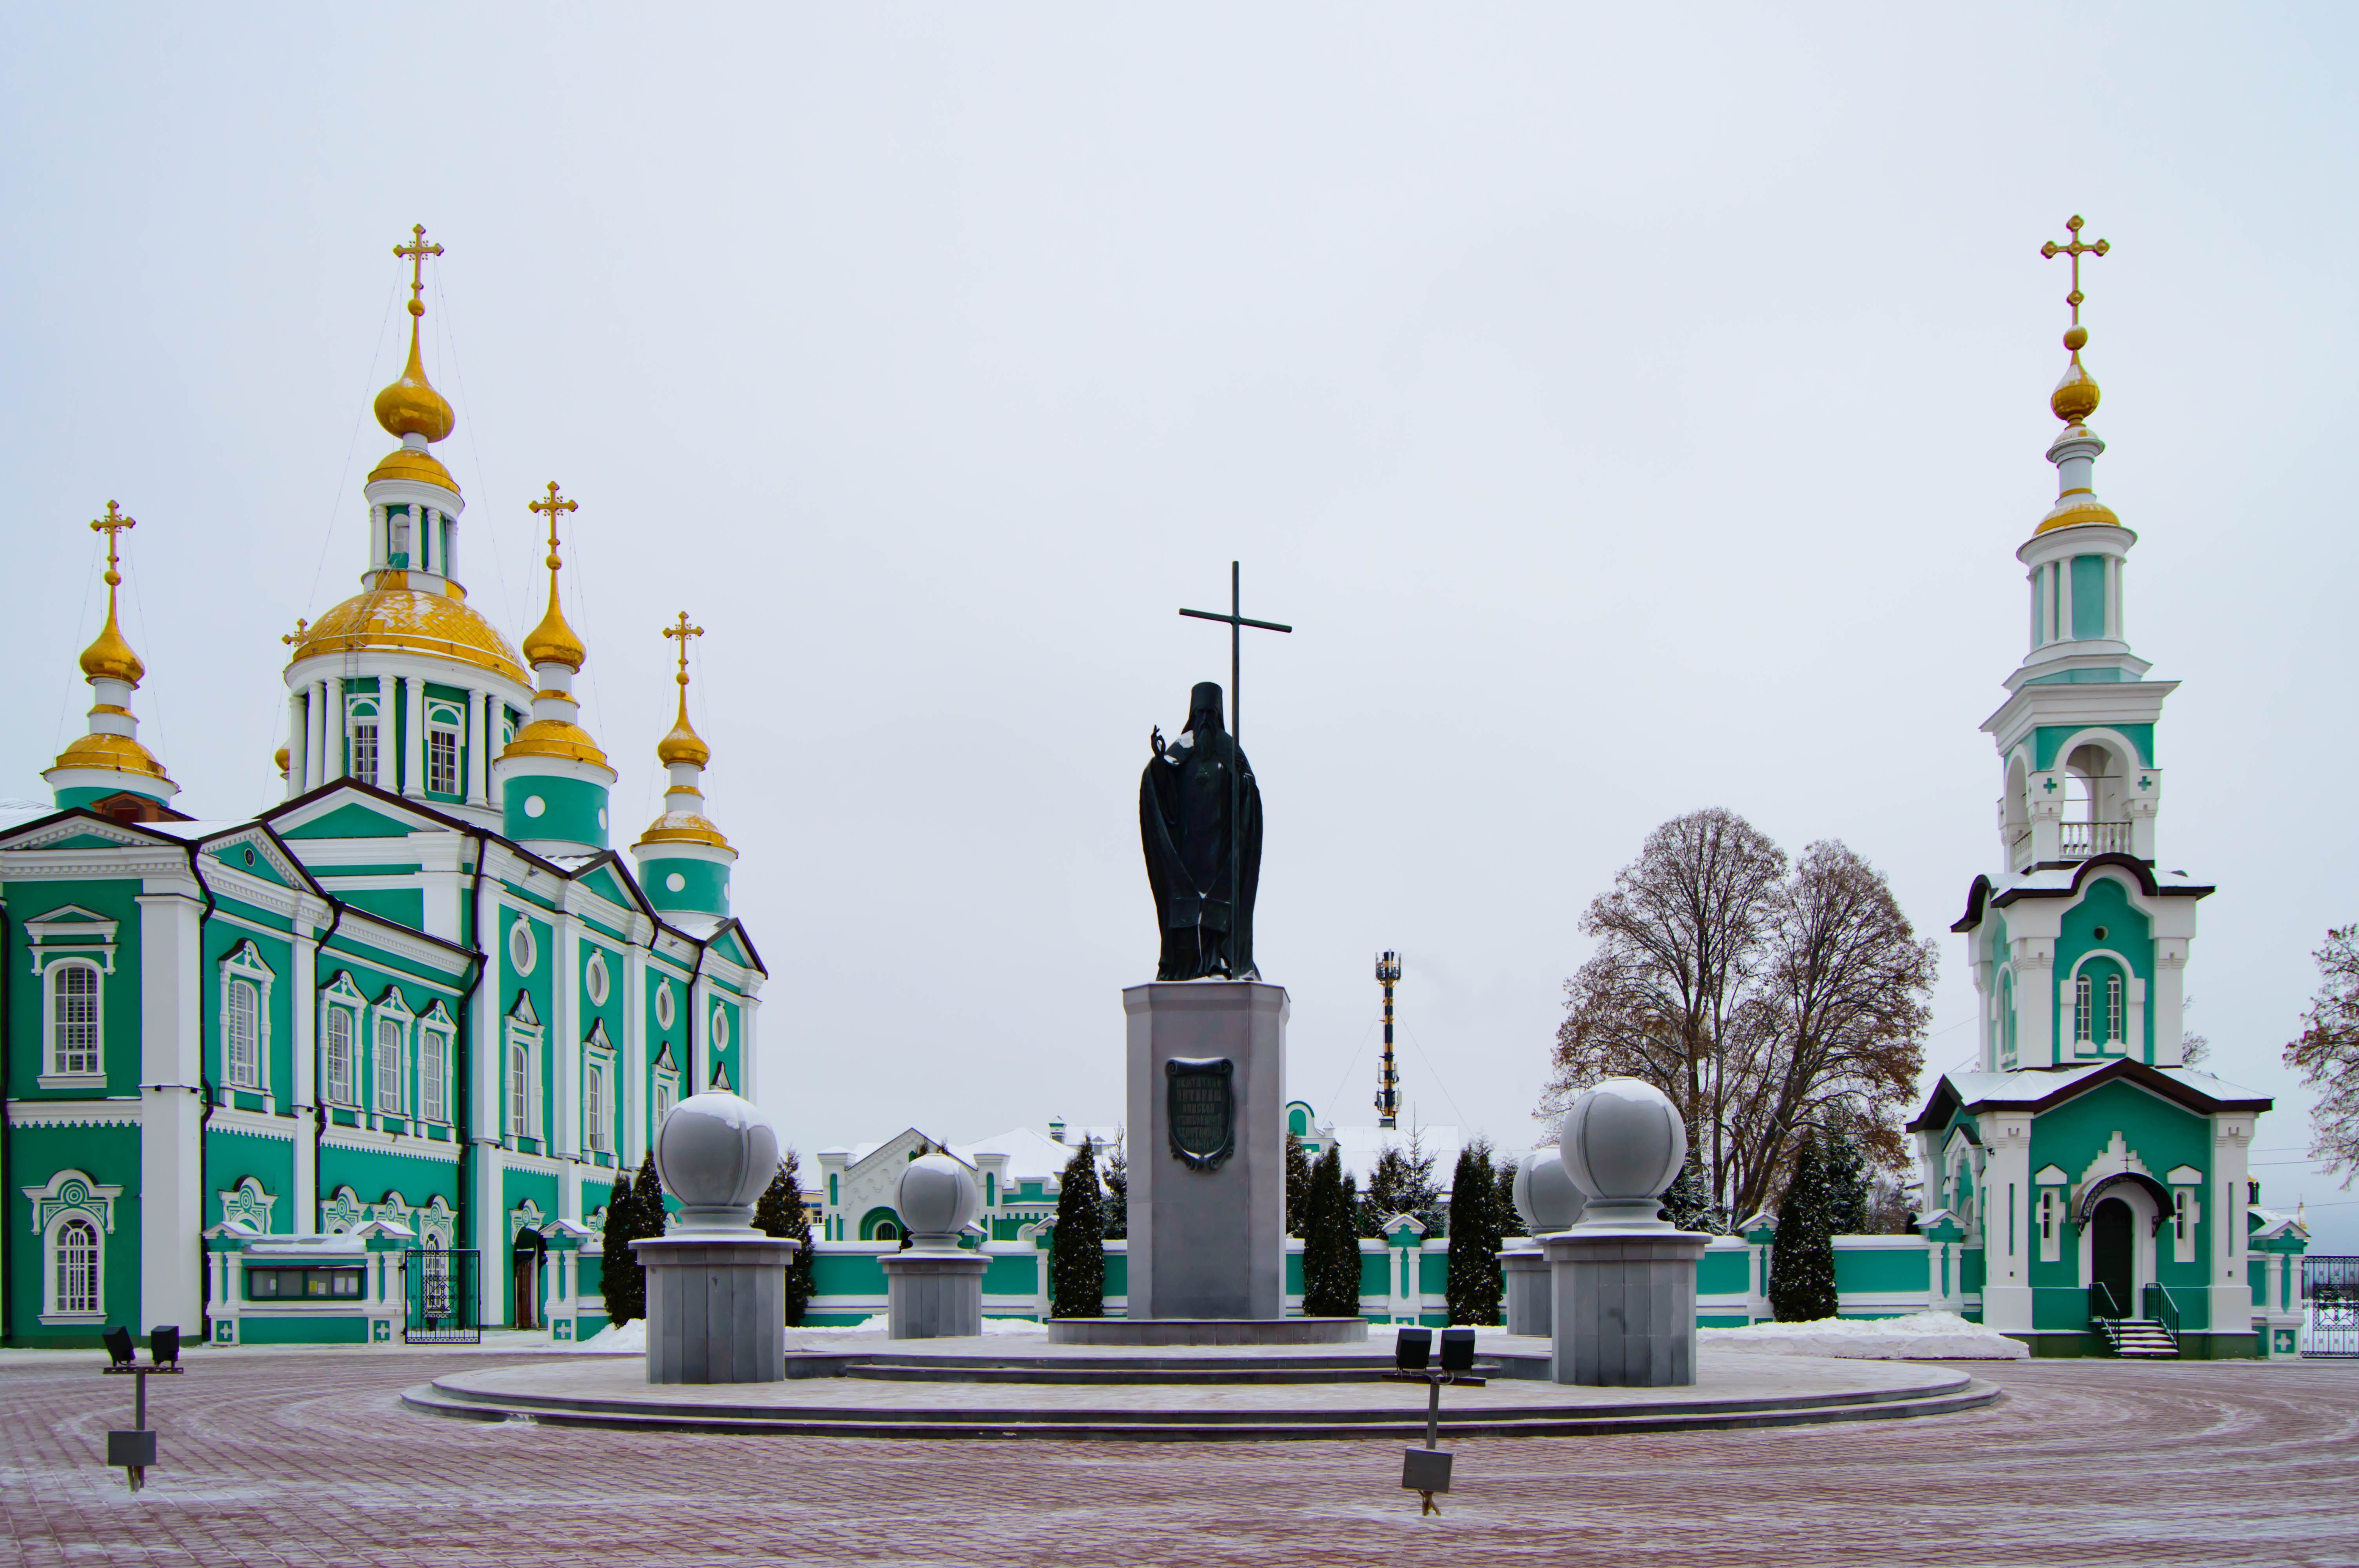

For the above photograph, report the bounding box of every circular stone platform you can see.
[1045,1316,1367,1347]
[402,1331,1997,1440]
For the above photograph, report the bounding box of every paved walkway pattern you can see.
[4,1352,2357,1566]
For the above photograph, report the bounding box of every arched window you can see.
[323,1007,357,1106]
[584,1062,607,1153]
[226,978,260,1087]
[508,1040,531,1138]
[54,1218,100,1317]
[2106,973,2125,1048]
[376,1016,404,1114]
[2074,974,2094,1045]
[49,963,102,1078]
[348,700,380,786]
[420,1027,450,1123]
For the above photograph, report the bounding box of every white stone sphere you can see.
[1556,1077,1688,1227]
[653,1091,779,1232]
[1512,1147,1586,1234]
[895,1154,980,1249]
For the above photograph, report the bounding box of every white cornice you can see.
[1983,679,2178,753]
[6,1097,144,1129]
[206,1104,299,1143]
[319,1124,463,1164]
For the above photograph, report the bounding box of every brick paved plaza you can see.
[5,1351,2356,1566]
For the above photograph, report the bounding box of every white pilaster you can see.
[287,691,308,797]
[402,675,426,799]
[2013,940,2056,1069]
[1979,1114,2034,1333]
[137,879,205,1330]
[553,911,578,1161]
[622,945,647,1167]
[467,689,491,807]
[322,675,345,782]
[2152,939,2188,1065]
[305,681,325,786]
[2208,1116,2256,1343]
[291,927,318,1235]
[471,878,507,1325]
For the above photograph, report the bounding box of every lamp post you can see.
[1374,951,1402,1129]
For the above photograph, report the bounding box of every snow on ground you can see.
[1699,1311,2028,1360]
[571,1319,647,1354]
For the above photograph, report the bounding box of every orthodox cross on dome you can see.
[393,224,444,317]
[280,617,308,648]
[2040,215,2110,327]
[529,481,578,566]
[90,499,135,577]
[662,612,704,679]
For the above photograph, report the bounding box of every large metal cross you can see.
[2040,215,2109,326]
[393,224,444,313]
[1180,561,1292,976]
[529,481,578,567]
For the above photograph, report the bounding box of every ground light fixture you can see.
[100,1325,184,1491]
[1390,1325,1484,1514]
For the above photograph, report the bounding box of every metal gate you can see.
[2301,1256,2359,1357]
[404,1249,482,1345]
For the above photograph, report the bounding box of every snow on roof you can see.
[952,1125,1121,1184]
[1940,1061,2263,1107]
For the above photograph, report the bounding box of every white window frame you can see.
[654,978,676,1031]
[49,1214,103,1320]
[651,1045,680,1138]
[2073,973,2093,1047]
[584,949,610,1008]
[418,1005,454,1125]
[505,993,544,1147]
[42,959,105,1086]
[582,1020,616,1157]
[25,1169,120,1325]
[374,1013,407,1118]
[320,974,367,1109]
[508,916,538,978]
[711,1003,731,1053]
[425,701,463,796]
[219,940,275,1094]
[347,696,381,787]
[2105,973,2125,1049]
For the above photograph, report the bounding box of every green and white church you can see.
[1905,224,2307,1357]
[1,232,763,1348]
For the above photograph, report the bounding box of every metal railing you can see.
[403,1249,481,1345]
[2059,821,2135,859]
[2304,1256,2359,1356]
[2143,1282,2182,1348]
[2088,1281,2127,1321]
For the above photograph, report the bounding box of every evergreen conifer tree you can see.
[1659,1154,1716,1233]
[1284,1132,1312,1236]
[1359,1132,1446,1236]
[1768,1131,1841,1321]
[600,1169,638,1327]
[1821,1129,1870,1237]
[1445,1138,1504,1325]
[1102,1128,1129,1241]
[1049,1136,1106,1318]
[1492,1151,1524,1241]
[606,1150,665,1325]
[1301,1146,1361,1319]
[751,1148,816,1326]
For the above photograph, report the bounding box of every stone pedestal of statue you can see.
[1051,981,1325,1344]
[1543,1228,1710,1387]
[883,1249,987,1339]
[634,1234,801,1384]
[1500,1243,1550,1336]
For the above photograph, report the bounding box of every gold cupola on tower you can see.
[367,224,462,493]
[2034,215,2121,535]
[502,482,608,767]
[636,612,730,851]
[46,502,178,808]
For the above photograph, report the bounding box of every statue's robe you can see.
[1140,687,1263,981]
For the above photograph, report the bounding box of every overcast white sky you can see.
[5,7,2356,1243]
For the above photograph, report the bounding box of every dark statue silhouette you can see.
[1140,682,1262,981]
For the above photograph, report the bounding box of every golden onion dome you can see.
[637,807,731,851]
[2036,494,2122,534]
[366,445,462,495]
[2050,325,2100,425]
[274,744,291,778]
[503,715,610,768]
[373,321,456,443]
[289,578,527,685]
[79,600,144,685]
[522,588,588,670]
[51,729,173,784]
[655,684,710,768]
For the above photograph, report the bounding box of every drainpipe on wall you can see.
[185,841,219,1341]
[454,831,491,1267]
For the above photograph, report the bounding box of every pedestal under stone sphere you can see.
[1513,1147,1587,1235]
[653,1091,780,1232]
[1557,1077,1687,1228]
[896,1154,980,1249]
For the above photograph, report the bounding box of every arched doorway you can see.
[511,1229,546,1330]
[2090,1198,2134,1318]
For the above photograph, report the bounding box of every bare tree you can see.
[1540,808,1787,1217]
[1542,818,1934,1223]
[2285,924,2359,1183]
[1718,841,1935,1217]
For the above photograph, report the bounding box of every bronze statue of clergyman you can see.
[1139,682,1261,981]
